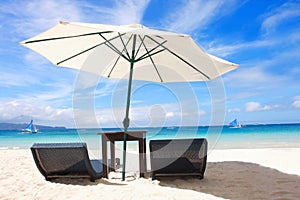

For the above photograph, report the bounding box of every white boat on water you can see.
[21,120,38,133]
[229,118,242,128]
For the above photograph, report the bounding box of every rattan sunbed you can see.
[31,143,103,182]
[150,138,207,179]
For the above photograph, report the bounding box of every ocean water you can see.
[1,124,300,151]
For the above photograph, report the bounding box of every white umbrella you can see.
[20,21,238,180]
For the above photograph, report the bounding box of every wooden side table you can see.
[98,130,147,178]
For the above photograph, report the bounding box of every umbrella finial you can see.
[127,24,145,29]
[59,21,69,25]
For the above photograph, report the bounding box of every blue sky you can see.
[0,0,299,128]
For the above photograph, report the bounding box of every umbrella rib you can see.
[139,35,164,82]
[165,48,211,80]
[107,55,122,78]
[134,35,146,59]
[99,34,130,61]
[57,43,101,65]
[136,49,165,62]
[146,36,211,80]
[56,33,126,65]
[135,38,167,61]
[118,33,131,59]
[104,42,130,62]
[23,31,113,44]
[107,35,134,77]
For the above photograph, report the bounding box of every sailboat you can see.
[21,120,38,133]
[229,118,242,128]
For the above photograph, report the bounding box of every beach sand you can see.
[1,148,300,200]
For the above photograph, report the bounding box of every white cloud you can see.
[292,101,300,108]
[245,102,272,112]
[93,102,205,128]
[166,112,174,118]
[198,109,206,116]
[72,104,168,128]
[105,0,150,25]
[1,0,151,41]
[245,102,260,112]
[205,1,300,58]
[261,1,300,36]
[292,96,300,108]
[0,70,36,87]
[0,99,74,127]
[224,66,286,89]
[0,89,208,128]
[0,79,76,125]
[163,0,241,34]
[1,0,151,97]
[207,39,276,57]
[24,51,52,68]
[228,108,241,113]
[0,0,83,38]
[262,105,271,111]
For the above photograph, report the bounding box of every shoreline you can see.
[1,148,300,199]
[2,144,300,150]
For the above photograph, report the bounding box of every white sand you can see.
[1,148,300,200]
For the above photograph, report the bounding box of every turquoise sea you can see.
[1,124,300,151]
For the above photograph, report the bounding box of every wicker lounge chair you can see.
[150,138,207,179]
[31,143,103,182]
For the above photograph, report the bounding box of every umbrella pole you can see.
[122,61,134,181]
[122,34,137,181]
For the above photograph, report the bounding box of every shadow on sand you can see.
[158,161,300,200]
[49,177,125,186]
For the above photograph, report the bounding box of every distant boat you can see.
[229,119,242,128]
[21,120,38,134]
[166,126,177,130]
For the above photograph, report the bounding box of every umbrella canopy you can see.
[20,21,238,180]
